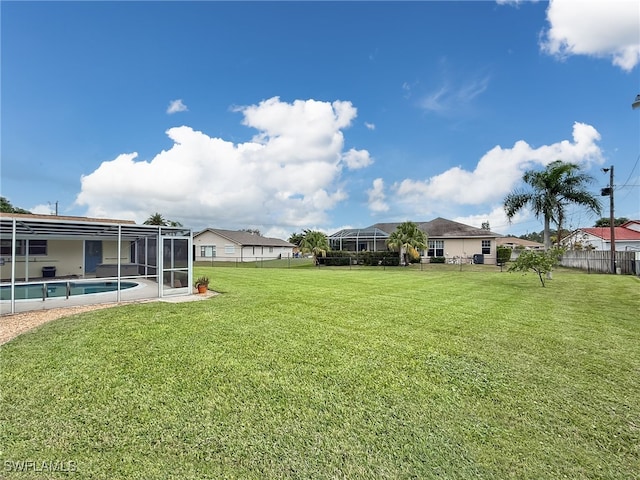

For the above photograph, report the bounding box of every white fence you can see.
[559,251,639,275]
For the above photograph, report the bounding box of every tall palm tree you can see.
[144,213,167,226]
[300,230,330,265]
[287,232,304,247]
[504,160,601,250]
[143,213,183,227]
[386,221,427,265]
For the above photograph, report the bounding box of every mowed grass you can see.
[1,267,638,479]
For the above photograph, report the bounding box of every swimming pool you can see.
[0,281,139,301]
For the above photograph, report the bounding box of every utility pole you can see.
[601,167,615,274]
[48,201,59,216]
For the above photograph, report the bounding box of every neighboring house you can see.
[329,217,501,265]
[496,237,544,250]
[562,220,640,251]
[193,229,295,262]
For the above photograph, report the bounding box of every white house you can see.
[562,221,640,251]
[194,229,295,262]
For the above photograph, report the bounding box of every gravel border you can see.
[0,291,217,346]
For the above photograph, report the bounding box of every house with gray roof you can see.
[329,217,501,265]
[193,228,295,262]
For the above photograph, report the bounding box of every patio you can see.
[1,213,193,314]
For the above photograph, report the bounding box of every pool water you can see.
[0,281,138,301]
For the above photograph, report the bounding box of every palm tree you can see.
[287,232,304,247]
[300,230,330,265]
[144,213,167,226]
[143,213,183,227]
[386,221,427,266]
[504,160,602,250]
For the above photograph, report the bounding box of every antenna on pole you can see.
[48,201,59,216]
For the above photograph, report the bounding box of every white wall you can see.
[193,231,293,262]
[0,239,132,280]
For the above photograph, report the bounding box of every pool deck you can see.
[0,278,209,315]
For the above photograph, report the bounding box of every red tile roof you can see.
[579,226,640,241]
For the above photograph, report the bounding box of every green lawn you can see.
[1,267,638,479]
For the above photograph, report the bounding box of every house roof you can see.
[329,227,390,240]
[621,220,640,232]
[195,228,294,247]
[0,213,189,240]
[369,217,500,238]
[496,236,545,248]
[574,226,640,241]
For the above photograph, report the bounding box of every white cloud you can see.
[540,0,640,71]
[367,178,389,213]
[454,206,530,235]
[365,122,376,130]
[31,204,56,215]
[167,99,188,114]
[342,148,373,170]
[392,121,603,207]
[75,97,367,232]
[419,76,490,114]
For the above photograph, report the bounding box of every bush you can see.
[430,256,446,264]
[318,251,351,266]
[496,246,512,265]
[361,251,400,266]
[321,251,400,266]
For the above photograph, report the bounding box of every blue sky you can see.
[2,1,639,239]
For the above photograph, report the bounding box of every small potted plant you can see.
[194,276,210,294]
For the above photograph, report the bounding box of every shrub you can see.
[509,248,562,287]
[318,251,352,266]
[430,256,446,264]
[496,246,512,265]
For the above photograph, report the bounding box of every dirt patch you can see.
[0,291,217,346]
[0,303,126,346]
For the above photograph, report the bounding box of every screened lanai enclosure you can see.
[328,227,390,252]
[0,214,192,314]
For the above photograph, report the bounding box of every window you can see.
[482,240,491,254]
[224,244,235,254]
[29,240,47,255]
[269,247,274,253]
[200,245,216,258]
[428,240,444,257]
[0,239,47,256]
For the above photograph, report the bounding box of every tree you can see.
[509,249,562,287]
[143,213,182,227]
[287,232,304,247]
[1,197,31,214]
[386,221,427,266]
[594,217,629,227]
[504,160,601,250]
[496,246,512,266]
[518,231,544,244]
[300,230,330,265]
[241,228,262,236]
